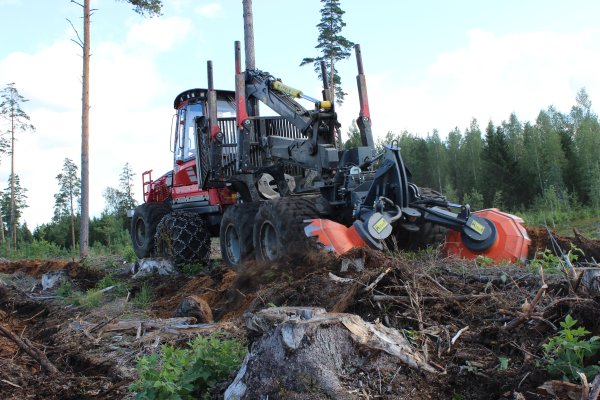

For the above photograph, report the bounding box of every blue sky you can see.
[1,0,600,228]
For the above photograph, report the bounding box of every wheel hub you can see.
[135,220,146,246]
[259,221,279,261]
[224,224,241,264]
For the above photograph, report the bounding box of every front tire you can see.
[220,202,259,268]
[154,210,211,268]
[130,203,171,259]
[253,197,321,263]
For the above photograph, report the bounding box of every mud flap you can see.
[304,219,368,255]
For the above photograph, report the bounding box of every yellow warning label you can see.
[469,219,485,235]
[373,217,389,234]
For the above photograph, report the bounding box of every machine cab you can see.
[171,89,236,191]
[173,89,236,165]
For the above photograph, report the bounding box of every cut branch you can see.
[0,323,59,375]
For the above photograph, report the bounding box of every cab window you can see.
[175,102,204,161]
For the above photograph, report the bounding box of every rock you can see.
[131,258,175,278]
[226,307,438,399]
[41,270,68,290]
[173,295,213,323]
[580,268,600,297]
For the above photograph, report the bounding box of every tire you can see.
[130,203,171,259]
[220,202,260,268]
[154,210,211,268]
[253,196,321,263]
[411,187,448,249]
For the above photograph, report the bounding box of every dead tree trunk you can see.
[79,0,90,258]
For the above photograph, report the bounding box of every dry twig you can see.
[503,284,548,332]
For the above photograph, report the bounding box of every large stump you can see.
[225,307,438,399]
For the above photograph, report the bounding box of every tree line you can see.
[345,88,600,223]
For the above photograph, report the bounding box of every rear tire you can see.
[253,196,321,262]
[130,203,171,259]
[154,210,211,268]
[220,202,259,268]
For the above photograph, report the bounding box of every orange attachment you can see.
[304,219,367,255]
[445,208,531,263]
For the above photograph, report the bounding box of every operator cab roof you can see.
[173,88,236,109]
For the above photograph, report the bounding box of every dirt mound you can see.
[0,259,71,277]
[527,226,600,261]
[0,259,103,287]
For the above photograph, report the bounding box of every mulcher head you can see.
[445,208,531,263]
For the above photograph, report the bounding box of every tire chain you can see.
[155,210,210,267]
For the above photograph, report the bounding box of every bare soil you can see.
[0,228,599,399]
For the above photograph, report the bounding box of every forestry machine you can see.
[130,42,530,268]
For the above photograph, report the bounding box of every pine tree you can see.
[0,83,34,248]
[54,158,81,249]
[0,175,28,242]
[70,0,162,259]
[300,0,355,106]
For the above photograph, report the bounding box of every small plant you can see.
[130,334,247,399]
[181,262,206,276]
[498,356,509,371]
[530,245,584,274]
[96,273,128,296]
[402,329,421,347]
[123,246,137,263]
[56,281,72,298]
[75,288,103,309]
[543,314,600,382]
[475,254,494,266]
[134,283,152,308]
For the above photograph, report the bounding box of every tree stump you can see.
[225,307,438,399]
[173,295,213,323]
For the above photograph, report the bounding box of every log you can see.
[0,323,59,375]
[537,380,582,400]
[103,317,195,333]
[372,293,491,303]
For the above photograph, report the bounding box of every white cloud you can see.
[338,28,600,140]
[0,16,192,229]
[126,16,192,53]
[195,3,222,18]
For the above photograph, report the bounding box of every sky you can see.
[1,0,600,229]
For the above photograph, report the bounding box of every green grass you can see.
[518,207,600,239]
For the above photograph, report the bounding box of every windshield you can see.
[175,102,203,161]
